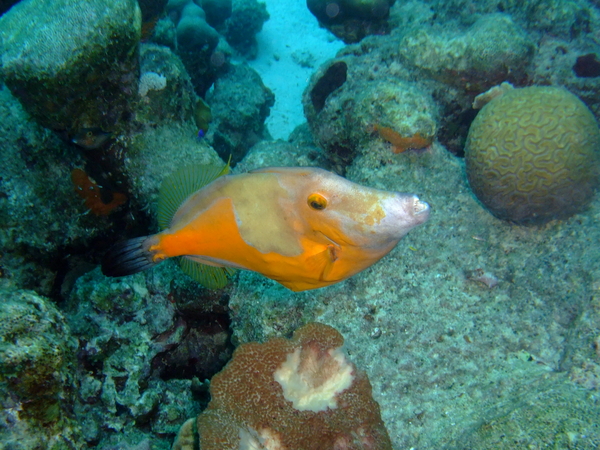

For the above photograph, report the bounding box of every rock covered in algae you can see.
[303,58,438,173]
[307,0,396,43]
[0,0,142,134]
[0,288,84,449]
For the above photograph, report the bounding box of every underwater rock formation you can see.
[465,86,600,224]
[399,13,534,90]
[65,265,232,448]
[123,121,223,218]
[234,139,328,174]
[0,0,141,136]
[307,0,396,43]
[0,85,124,295]
[304,58,438,173]
[218,0,269,57]
[166,0,225,96]
[136,44,197,126]
[206,63,274,164]
[173,322,392,450]
[0,288,84,449]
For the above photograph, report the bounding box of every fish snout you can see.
[411,196,430,223]
[381,194,430,237]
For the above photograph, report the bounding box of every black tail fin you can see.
[101,236,159,277]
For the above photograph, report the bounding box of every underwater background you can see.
[1,0,600,448]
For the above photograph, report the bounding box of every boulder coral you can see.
[172,322,392,450]
[465,86,600,224]
[206,63,275,164]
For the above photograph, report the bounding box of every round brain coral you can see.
[465,86,600,224]
[172,322,392,450]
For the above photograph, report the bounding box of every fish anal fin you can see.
[179,257,235,290]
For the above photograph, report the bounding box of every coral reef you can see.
[307,0,396,43]
[0,288,84,449]
[218,0,269,57]
[3,0,600,449]
[173,322,392,449]
[65,265,233,448]
[399,13,534,90]
[304,58,438,172]
[229,144,600,448]
[0,0,142,135]
[465,86,600,224]
[206,63,274,164]
[136,44,198,126]
[166,0,224,96]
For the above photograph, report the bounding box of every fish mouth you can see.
[413,197,430,216]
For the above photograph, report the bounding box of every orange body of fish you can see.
[102,165,430,292]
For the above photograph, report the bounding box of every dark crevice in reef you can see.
[311,61,348,113]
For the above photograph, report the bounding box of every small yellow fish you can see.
[102,163,430,291]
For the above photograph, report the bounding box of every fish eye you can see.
[86,131,94,137]
[307,193,327,210]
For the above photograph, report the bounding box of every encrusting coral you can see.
[172,322,392,449]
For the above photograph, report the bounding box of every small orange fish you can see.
[102,163,430,291]
[374,125,433,153]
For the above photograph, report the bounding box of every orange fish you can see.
[102,163,430,291]
[374,125,433,153]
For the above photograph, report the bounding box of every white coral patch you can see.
[138,71,167,97]
[238,426,285,450]
[274,346,354,412]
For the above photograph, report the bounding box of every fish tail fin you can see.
[101,236,159,277]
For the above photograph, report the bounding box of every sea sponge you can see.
[172,322,392,450]
[465,86,600,224]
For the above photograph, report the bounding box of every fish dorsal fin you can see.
[179,257,236,290]
[157,159,230,230]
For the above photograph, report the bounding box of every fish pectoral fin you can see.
[305,244,338,281]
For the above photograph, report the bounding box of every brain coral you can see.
[172,322,392,450]
[465,86,600,224]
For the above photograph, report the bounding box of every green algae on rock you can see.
[465,86,600,224]
[0,0,141,134]
[0,288,84,449]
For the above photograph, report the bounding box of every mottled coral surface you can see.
[177,322,392,450]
